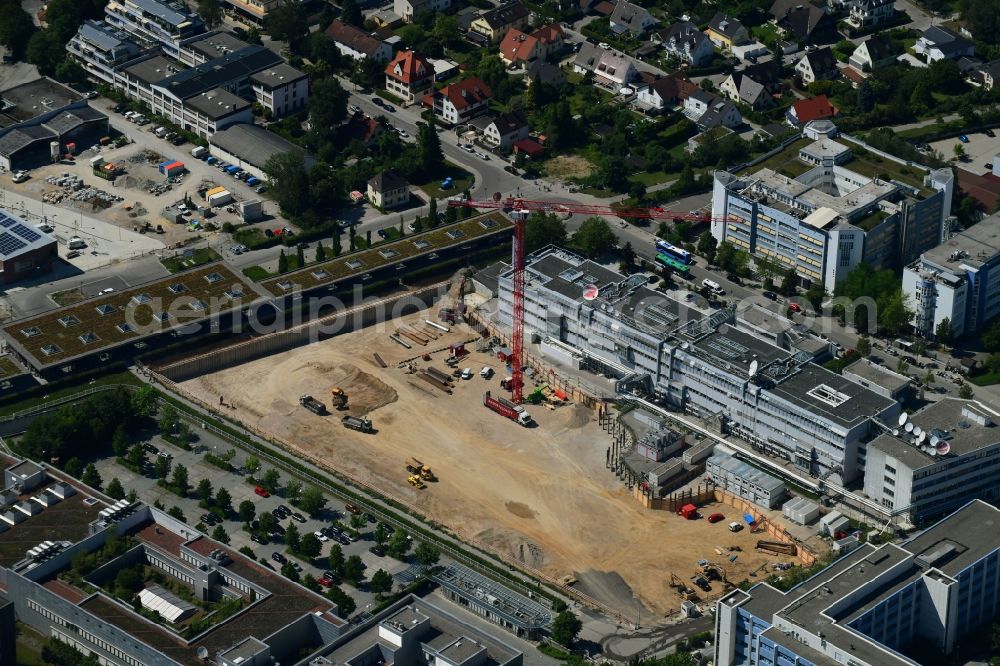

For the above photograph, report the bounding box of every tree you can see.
[296,244,306,268]
[316,243,326,262]
[369,568,393,596]
[877,291,913,336]
[954,143,967,161]
[265,151,311,218]
[340,0,363,26]
[551,610,583,647]
[935,317,953,344]
[211,525,231,544]
[168,505,187,523]
[197,478,214,504]
[779,267,798,297]
[805,282,826,311]
[154,454,170,479]
[328,543,345,576]
[258,511,277,535]
[350,512,367,532]
[417,122,444,173]
[196,0,223,27]
[171,464,189,495]
[959,383,974,399]
[414,542,440,567]
[114,566,143,598]
[158,404,179,436]
[281,561,300,581]
[215,487,232,514]
[856,337,871,357]
[278,250,289,274]
[262,468,281,493]
[81,463,102,490]
[245,455,261,479]
[388,529,412,559]
[302,573,320,592]
[26,30,64,76]
[111,425,129,457]
[0,4,36,61]
[106,477,125,500]
[300,533,322,559]
[285,523,301,553]
[265,0,308,51]
[343,554,365,585]
[309,77,349,141]
[572,217,617,259]
[525,212,567,253]
[299,486,327,516]
[327,585,356,616]
[697,231,718,264]
[238,499,256,524]
[374,523,389,547]
[856,80,874,113]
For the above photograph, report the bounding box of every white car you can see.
[460,144,475,153]
[349,104,361,114]
[598,42,610,49]
[396,128,409,138]
[313,530,329,542]
[476,151,490,161]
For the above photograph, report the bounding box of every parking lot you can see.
[90,413,423,616]
[930,130,1000,175]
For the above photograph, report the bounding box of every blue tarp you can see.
[744,513,755,525]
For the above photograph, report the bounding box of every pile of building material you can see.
[417,366,454,394]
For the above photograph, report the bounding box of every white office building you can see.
[711,135,954,291]
[491,247,899,483]
[903,215,1000,339]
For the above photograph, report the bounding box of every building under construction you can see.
[433,563,551,639]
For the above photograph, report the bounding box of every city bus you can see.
[654,240,693,264]
[655,252,691,276]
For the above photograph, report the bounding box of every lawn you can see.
[50,287,87,307]
[0,370,141,417]
[160,248,223,273]
[743,137,814,178]
[969,372,1000,387]
[751,23,780,46]
[414,161,473,199]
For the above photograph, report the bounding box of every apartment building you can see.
[66,20,142,85]
[249,63,309,117]
[711,134,953,291]
[491,246,899,483]
[903,215,1000,339]
[715,500,1000,665]
[103,0,205,63]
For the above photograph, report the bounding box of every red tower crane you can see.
[447,197,715,404]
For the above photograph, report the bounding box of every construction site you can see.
[173,299,798,618]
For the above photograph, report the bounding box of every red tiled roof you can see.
[500,29,539,63]
[342,111,382,142]
[432,77,493,111]
[325,20,382,56]
[514,138,545,155]
[594,1,616,16]
[385,50,432,84]
[839,65,865,84]
[531,23,564,45]
[791,94,838,122]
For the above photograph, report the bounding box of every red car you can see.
[789,303,801,313]
[254,485,270,498]
[317,576,333,588]
[708,513,725,523]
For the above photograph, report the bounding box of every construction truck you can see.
[406,458,437,481]
[299,395,327,415]
[342,415,373,433]
[330,387,348,410]
[407,475,426,489]
[483,391,533,426]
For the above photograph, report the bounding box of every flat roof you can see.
[184,30,250,59]
[208,123,313,171]
[433,562,550,630]
[0,482,103,567]
[919,213,1000,273]
[0,78,82,123]
[260,212,513,294]
[156,45,282,100]
[0,208,57,259]
[868,398,1000,469]
[249,62,308,88]
[184,88,250,120]
[770,360,896,429]
[1,264,253,369]
[123,54,186,85]
[121,0,200,28]
[842,358,910,394]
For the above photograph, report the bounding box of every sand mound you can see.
[575,569,648,614]
[505,502,537,519]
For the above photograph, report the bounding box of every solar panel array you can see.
[0,213,17,228]
[0,233,26,257]
[12,224,40,242]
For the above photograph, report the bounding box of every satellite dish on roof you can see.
[749,360,759,377]
[904,422,914,433]
[936,441,951,455]
[898,413,908,427]
[582,284,599,301]
[917,431,927,444]
[197,647,209,660]
[913,426,923,438]
[892,428,899,436]
[930,435,940,447]
[928,447,937,456]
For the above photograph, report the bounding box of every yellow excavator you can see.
[407,475,426,489]
[331,387,348,410]
[406,457,437,481]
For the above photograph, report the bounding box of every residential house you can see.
[481,111,529,149]
[915,26,974,64]
[795,47,838,85]
[609,1,658,37]
[848,34,896,72]
[499,24,564,67]
[341,111,384,144]
[659,21,714,67]
[384,50,433,105]
[367,170,409,209]
[469,2,529,44]
[683,90,743,129]
[422,77,492,124]
[393,0,452,23]
[847,0,894,30]
[573,43,638,87]
[769,0,831,43]
[705,13,749,52]
[525,61,566,89]
[325,20,392,61]
[635,72,697,112]
[786,94,838,125]
[976,60,1000,90]
[720,63,781,109]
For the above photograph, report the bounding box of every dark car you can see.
[383,104,396,113]
[271,551,287,564]
[250,533,268,545]
[987,129,996,137]
[290,512,306,523]
[377,228,389,239]
[371,97,384,107]
[503,165,518,175]
[338,535,352,546]
[762,291,777,300]
[365,513,377,524]
[270,523,286,535]
[726,273,742,285]
[369,545,386,557]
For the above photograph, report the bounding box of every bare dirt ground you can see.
[542,155,596,180]
[179,311,788,618]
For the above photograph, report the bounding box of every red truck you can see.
[483,391,533,426]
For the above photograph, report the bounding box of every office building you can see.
[711,133,954,291]
[103,0,205,62]
[864,399,1000,524]
[491,246,899,483]
[903,216,1000,339]
[715,499,1000,665]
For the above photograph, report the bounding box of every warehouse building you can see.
[493,246,900,484]
[864,398,1000,524]
[903,215,1000,339]
[706,452,787,508]
[0,210,58,284]
[715,499,1000,665]
[0,78,109,171]
[208,123,314,180]
[711,134,954,291]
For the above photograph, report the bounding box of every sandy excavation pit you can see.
[180,311,788,617]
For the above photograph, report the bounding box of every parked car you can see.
[290,512,306,523]
[349,104,361,114]
[959,135,970,143]
[371,97,384,107]
[460,144,475,153]
[377,228,389,239]
[250,533,268,544]
[383,104,396,113]
[314,530,329,542]
[317,576,333,588]
[504,165,518,175]
[708,513,725,523]
[254,485,270,497]
[369,545,386,556]
[271,551,287,564]
[345,502,360,514]
[788,303,801,313]
[762,290,777,300]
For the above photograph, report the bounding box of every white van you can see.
[68,237,86,250]
[461,368,473,380]
[480,367,493,379]
[702,278,724,295]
